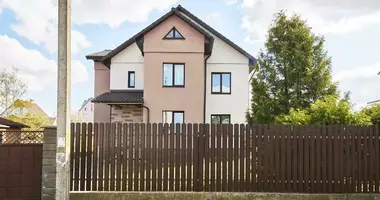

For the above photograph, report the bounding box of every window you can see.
[164,27,184,39]
[163,111,184,124]
[128,71,135,88]
[211,114,231,124]
[211,72,231,94]
[163,63,185,87]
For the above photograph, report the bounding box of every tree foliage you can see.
[0,68,27,114]
[6,113,52,131]
[361,104,380,124]
[247,11,338,123]
[275,95,372,125]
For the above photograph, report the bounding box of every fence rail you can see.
[70,123,380,193]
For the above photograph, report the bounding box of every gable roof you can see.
[176,5,255,65]
[0,117,30,129]
[1,99,49,119]
[78,98,93,112]
[99,8,214,62]
[86,5,255,66]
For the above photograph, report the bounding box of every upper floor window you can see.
[211,114,231,124]
[163,63,185,87]
[212,72,231,94]
[164,27,184,39]
[128,71,135,88]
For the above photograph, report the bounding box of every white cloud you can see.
[333,62,380,109]
[239,0,380,43]
[0,0,179,53]
[0,35,89,92]
[0,0,91,54]
[71,0,179,28]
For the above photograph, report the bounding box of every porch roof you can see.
[92,90,143,104]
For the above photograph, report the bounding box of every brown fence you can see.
[70,123,380,193]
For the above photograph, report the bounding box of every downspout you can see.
[203,54,211,124]
[142,105,150,123]
[109,105,112,124]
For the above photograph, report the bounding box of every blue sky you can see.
[0,0,379,116]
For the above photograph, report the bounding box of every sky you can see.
[0,0,379,116]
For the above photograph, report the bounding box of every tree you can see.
[361,104,380,124]
[6,112,52,131]
[0,68,27,114]
[275,95,372,125]
[247,11,338,123]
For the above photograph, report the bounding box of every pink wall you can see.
[143,15,205,123]
[94,62,110,123]
[144,15,204,53]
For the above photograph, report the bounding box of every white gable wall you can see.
[111,43,144,90]
[180,12,250,124]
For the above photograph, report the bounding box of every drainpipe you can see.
[142,105,150,123]
[203,54,211,124]
[109,105,112,124]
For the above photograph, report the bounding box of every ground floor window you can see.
[211,114,231,124]
[162,111,184,124]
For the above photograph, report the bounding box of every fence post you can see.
[41,126,57,200]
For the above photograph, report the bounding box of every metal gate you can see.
[0,131,43,200]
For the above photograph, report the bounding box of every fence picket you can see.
[228,124,233,191]
[92,123,99,191]
[222,124,228,191]
[98,123,104,191]
[122,124,128,191]
[80,123,87,191]
[169,124,174,191]
[110,124,116,191]
[240,124,245,192]
[163,123,169,191]
[116,123,122,191]
[175,123,181,191]
[152,123,158,191]
[157,123,163,191]
[181,124,187,191]
[140,124,146,191]
[146,123,151,191]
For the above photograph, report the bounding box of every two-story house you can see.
[87,5,255,124]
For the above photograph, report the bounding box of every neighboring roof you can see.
[92,90,144,104]
[1,99,49,119]
[85,50,111,61]
[176,5,255,65]
[367,99,380,105]
[78,98,93,112]
[86,5,255,66]
[0,117,30,129]
[96,7,214,62]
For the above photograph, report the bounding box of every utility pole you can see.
[57,0,71,199]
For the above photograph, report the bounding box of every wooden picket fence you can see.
[70,123,380,193]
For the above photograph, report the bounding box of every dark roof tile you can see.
[92,90,144,103]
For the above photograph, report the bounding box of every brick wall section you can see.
[42,126,57,200]
[111,106,143,123]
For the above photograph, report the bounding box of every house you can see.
[2,99,50,118]
[0,117,30,144]
[73,98,94,122]
[86,5,255,124]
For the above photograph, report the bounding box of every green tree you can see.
[0,68,27,114]
[275,95,372,125]
[361,104,380,124]
[6,112,52,131]
[247,11,337,123]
